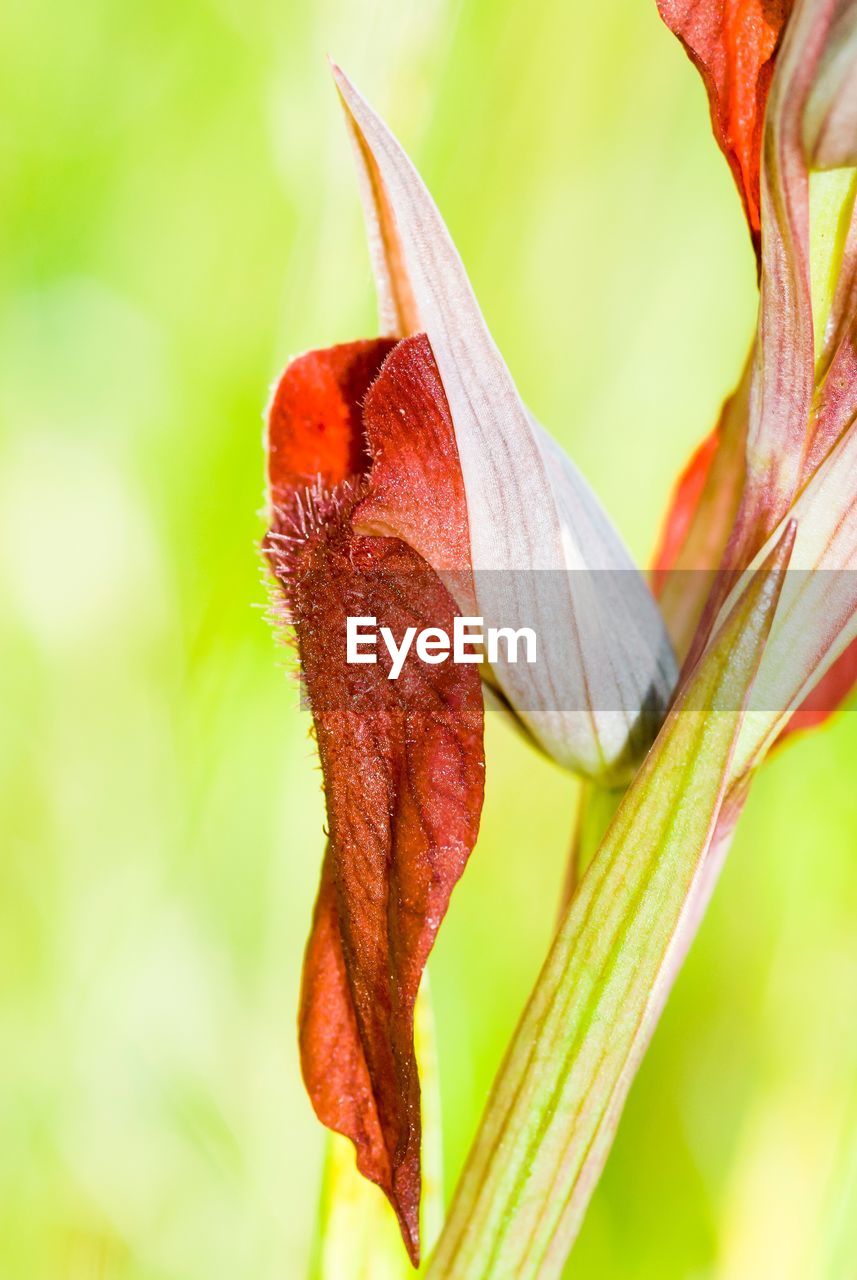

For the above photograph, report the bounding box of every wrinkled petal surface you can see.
[266,338,485,1264]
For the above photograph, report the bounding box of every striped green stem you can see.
[426,527,793,1279]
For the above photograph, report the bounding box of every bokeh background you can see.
[2,0,856,1275]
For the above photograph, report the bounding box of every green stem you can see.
[425,532,791,1279]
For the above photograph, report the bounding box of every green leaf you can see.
[426,526,794,1280]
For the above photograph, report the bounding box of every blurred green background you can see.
[1,0,856,1275]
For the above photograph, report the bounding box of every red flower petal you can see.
[265,335,484,1264]
[266,338,396,501]
[355,334,472,577]
[299,845,390,1182]
[657,0,793,250]
[295,514,483,1263]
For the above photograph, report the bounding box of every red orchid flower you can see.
[264,68,677,1264]
[267,1,857,1267]
[655,0,857,746]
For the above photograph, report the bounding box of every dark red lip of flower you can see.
[265,335,485,1265]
